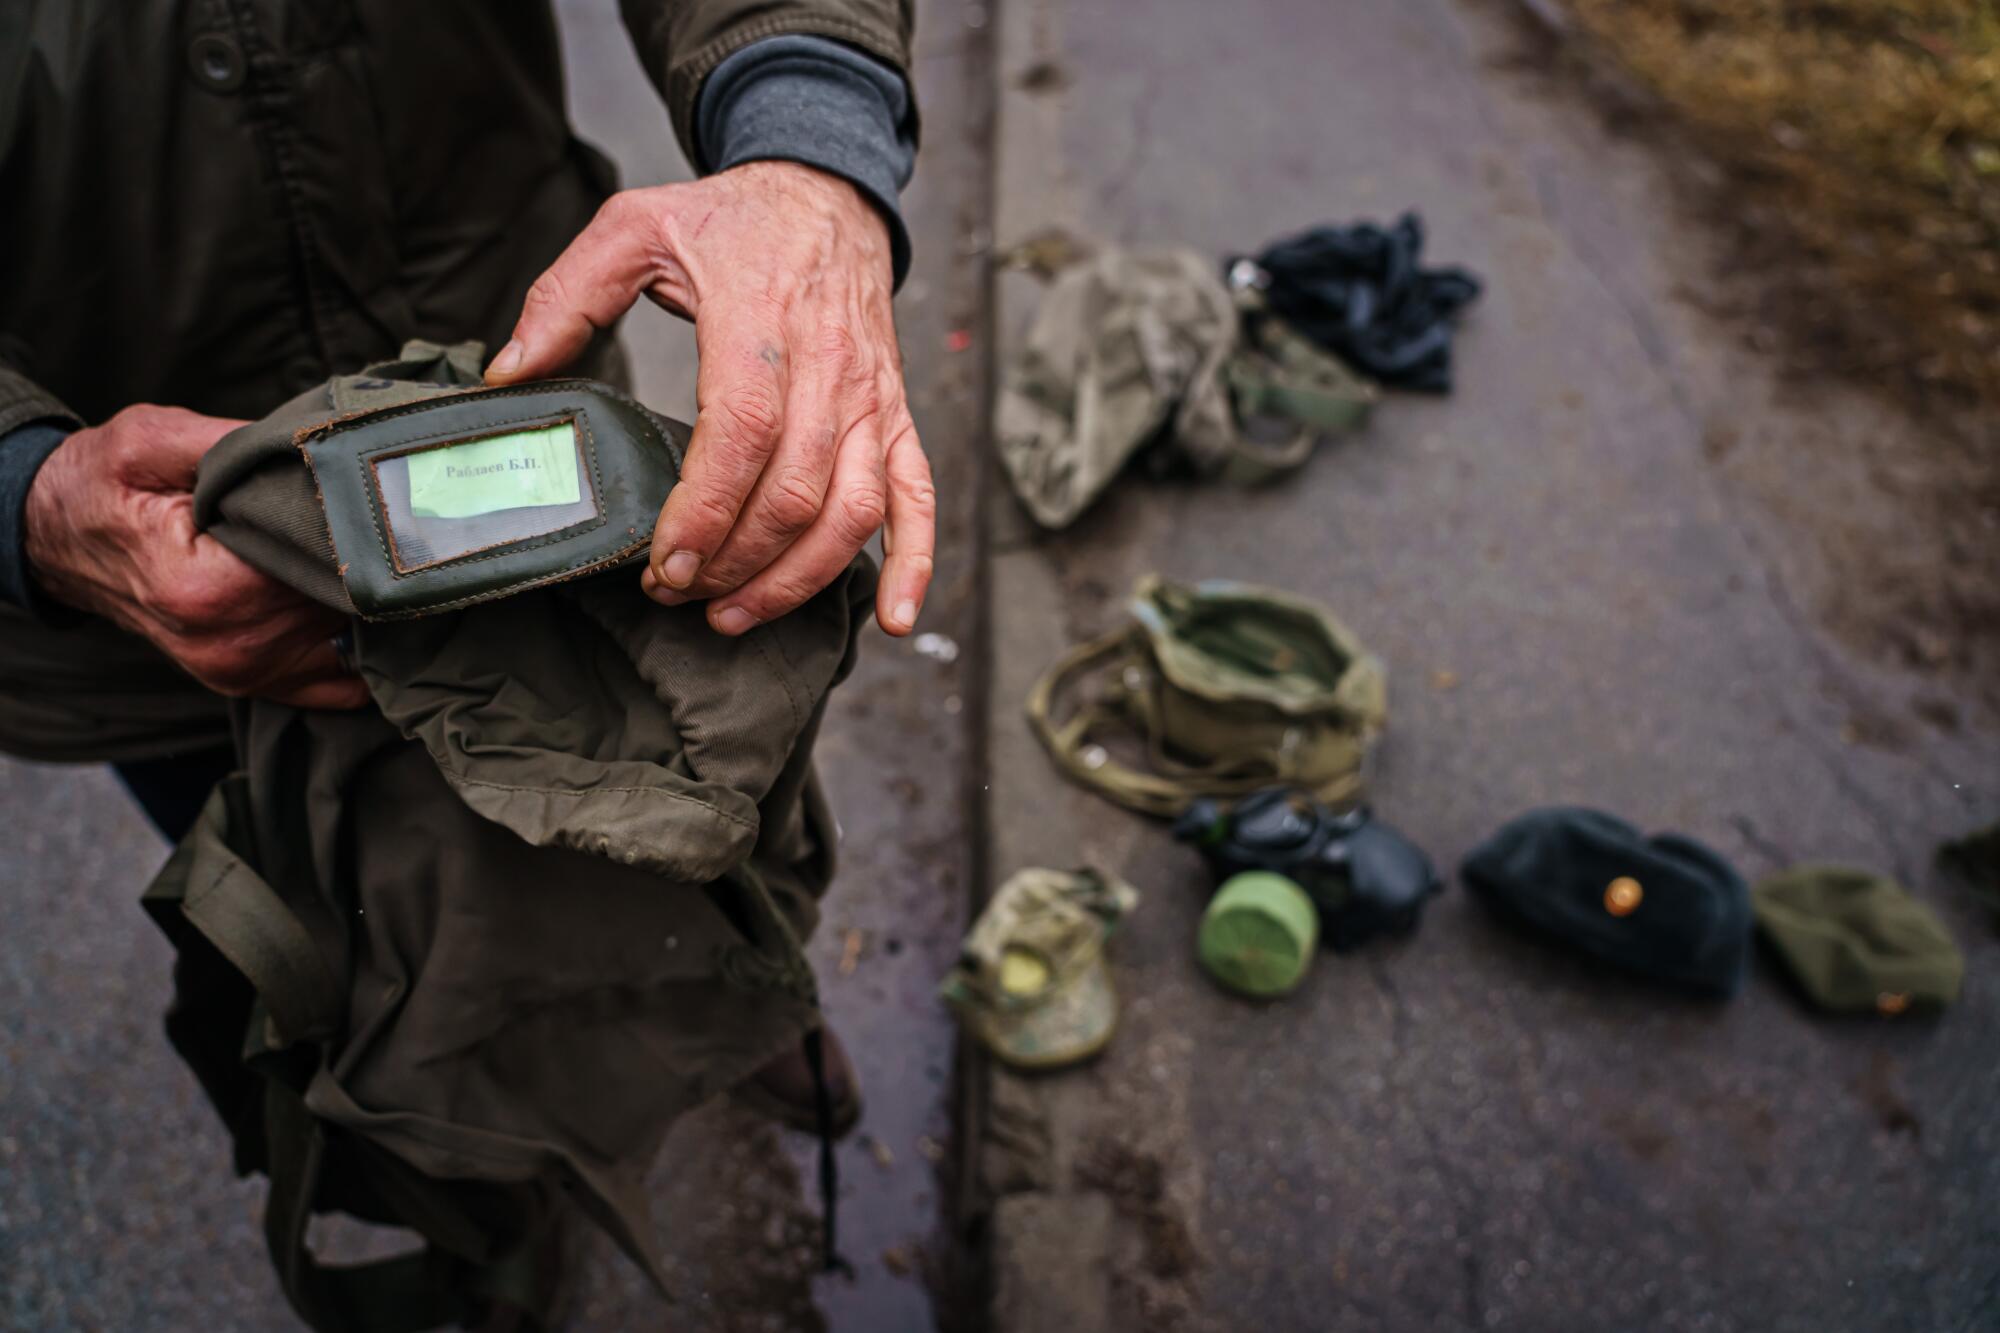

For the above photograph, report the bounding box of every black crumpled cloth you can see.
[1235,212,1481,393]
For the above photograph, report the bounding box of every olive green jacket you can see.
[0,0,914,436]
[0,342,874,1324]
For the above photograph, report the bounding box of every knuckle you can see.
[898,471,938,520]
[832,482,888,546]
[158,583,230,631]
[522,268,571,315]
[679,486,743,538]
[812,323,863,373]
[755,266,806,312]
[708,391,783,454]
[113,405,173,455]
[595,191,638,227]
[759,466,824,537]
[750,570,823,620]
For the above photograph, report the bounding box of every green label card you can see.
[405,423,582,519]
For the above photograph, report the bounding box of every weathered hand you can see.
[485,161,934,637]
[23,405,369,710]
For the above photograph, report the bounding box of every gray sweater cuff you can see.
[696,35,917,288]
[0,419,71,615]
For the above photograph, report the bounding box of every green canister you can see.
[1198,871,1318,997]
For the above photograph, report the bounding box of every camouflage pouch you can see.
[995,247,1376,530]
[1026,576,1387,817]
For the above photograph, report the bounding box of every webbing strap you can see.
[168,780,555,1333]
[1220,316,1378,484]
[176,783,342,1046]
[1025,625,1360,818]
[263,1084,469,1333]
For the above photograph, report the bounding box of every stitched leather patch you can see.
[298,380,686,620]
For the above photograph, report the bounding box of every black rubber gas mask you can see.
[1174,787,1442,950]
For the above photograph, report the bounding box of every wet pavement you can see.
[0,3,991,1330]
[973,0,2000,1330]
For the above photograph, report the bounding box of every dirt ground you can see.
[1502,0,2000,726]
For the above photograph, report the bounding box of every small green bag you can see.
[1026,576,1387,817]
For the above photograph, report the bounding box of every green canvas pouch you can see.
[294,378,685,620]
[1027,575,1387,817]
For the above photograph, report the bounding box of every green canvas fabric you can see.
[940,866,1138,1070]
[1460,807,1753,998]
[1027,575,1388,818]
[0,342,873,1330]
[1197,871,1318,998]
[994,247,1376,530]
[1753,866,1963,1015]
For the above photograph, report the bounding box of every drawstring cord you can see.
[803,1028,854,1278]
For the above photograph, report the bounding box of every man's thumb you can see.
[135,407,247,491]
[486,339,525,381]
[486,193,663,386]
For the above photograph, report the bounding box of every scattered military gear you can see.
[996,246,1376,529]
[1753,866,1963,1015]
[1226,309,1380,476]
[1460,808,1752,997]
[1939,821,2000,920]
[1175,788,1442,950]
[1028,576,1387,818]
[940,866,1138,1070]
[1231,212,1482,393]
[1198,871,1320,998]
[1,343,873,1331]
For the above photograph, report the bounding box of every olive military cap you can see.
[1753,866,1963,1015]
[940,866,1139,1070]
[1460,807,1752,997]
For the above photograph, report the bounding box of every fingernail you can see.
[488,340,523,379]
[662,550,701,589]
[647,585,686,606]
[892,599,918,631]
[713,606,757,635]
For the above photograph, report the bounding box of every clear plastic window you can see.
[370,420,598,572]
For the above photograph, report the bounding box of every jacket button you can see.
[1876,991,1910,1016]
[1603,876,1643,917]
[187,33,246,93]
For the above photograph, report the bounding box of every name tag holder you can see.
[299,381,684,620]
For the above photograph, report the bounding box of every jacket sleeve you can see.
[697,36,917,284]
[619,0,916,166]
[0,361,80,440]
[0,360,80,614]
